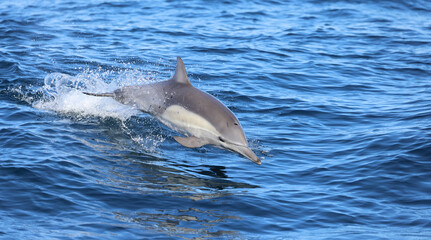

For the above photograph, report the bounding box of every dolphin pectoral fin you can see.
[174,136,208,148]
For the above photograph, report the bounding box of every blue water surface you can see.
[1,0,431,239]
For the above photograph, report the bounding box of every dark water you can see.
[1,0,431,239]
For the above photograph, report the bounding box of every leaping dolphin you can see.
[83,57,261,165]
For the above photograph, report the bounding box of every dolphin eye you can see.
[234,122,238,126]
[218,137,225,142]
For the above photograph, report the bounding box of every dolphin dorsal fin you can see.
[171,57,191,85]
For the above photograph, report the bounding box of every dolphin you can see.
[83,57,261,165]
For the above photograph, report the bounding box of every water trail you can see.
[32,70,147,120]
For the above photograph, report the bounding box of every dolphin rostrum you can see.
[83,57,261,165]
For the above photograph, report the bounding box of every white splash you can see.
[33,69,152,120]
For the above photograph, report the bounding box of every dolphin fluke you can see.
[82,92,114,97]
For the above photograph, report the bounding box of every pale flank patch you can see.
[161,105,219,138]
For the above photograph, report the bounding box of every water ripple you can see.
[1,0,431,239]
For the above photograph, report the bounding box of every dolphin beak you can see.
[233,145,261,165]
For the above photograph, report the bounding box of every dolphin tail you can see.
[82,92,114,97]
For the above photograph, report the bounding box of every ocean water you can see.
[1,0,431,239]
